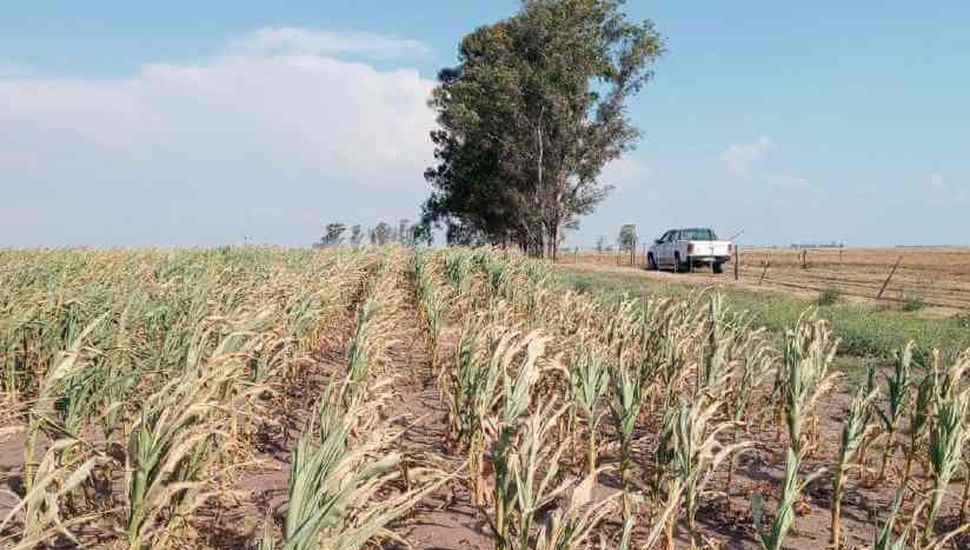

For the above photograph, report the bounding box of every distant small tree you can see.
[618,224,638,264]
[349,224,363,247]
[318,222,346,247]
[397,219,412,244]
[371,222,393,246]
[411,223,433,247]
[595,236,606,253]
[618,224,637,252]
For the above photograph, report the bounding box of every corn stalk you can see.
[922,357,968,544]
[876,343,912,480]
[753,316,839,550]
[568,350,609,477]
[830,386,876,548]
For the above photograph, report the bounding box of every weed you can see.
[902,293,925,312]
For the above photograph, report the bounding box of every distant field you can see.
[558,247,970,309]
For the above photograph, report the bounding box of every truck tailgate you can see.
[690,241,731,257]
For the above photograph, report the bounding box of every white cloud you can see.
[782,177,812,191]
[228,27,430,60]
[0,28,436,247]
[720,136,772,176]
[924,173,946,191]
[923,173,968,203]
[0,60,34,77]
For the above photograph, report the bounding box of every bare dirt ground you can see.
[559,248,970,311]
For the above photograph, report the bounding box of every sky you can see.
[1,1,968,248]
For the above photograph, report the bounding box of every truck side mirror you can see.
[654,239,663,245]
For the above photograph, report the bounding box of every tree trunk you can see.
[551,224,559,261]
[535,107,545,260]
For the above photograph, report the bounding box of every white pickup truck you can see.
[647,227,734,274]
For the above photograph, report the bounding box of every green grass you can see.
[557,268,970,361]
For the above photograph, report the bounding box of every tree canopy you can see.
[314,223,346,248]
[618,223,637,252]
[422,0,663,259]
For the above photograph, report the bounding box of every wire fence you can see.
[556,247,970,309]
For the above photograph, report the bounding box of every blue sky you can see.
[2,1,968,247]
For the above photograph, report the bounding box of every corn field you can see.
[0,246,967,549]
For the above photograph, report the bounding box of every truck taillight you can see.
[728,244,734,254]
[687,243,695,254]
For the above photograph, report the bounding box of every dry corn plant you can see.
[829,386,877,548]
[262,384,445,550]
[853,363,881,475]
[410,250,444,371]
[753,316,839,550]
[669,394,750,549]
[22,316,105,494]
[608,349,648,520]
[447,324,509,506]
[472,248,514,307]
[550,291,606,342]
[699,293,733,398]
[535,471,619,550]
[873,484,969,550]
[725,328,776,489]
[473,330,554,549]
[902,372,935,490]
[0,248,383,545]
[650,297,705,413]
[343,298,380,405]
[439,248,494,319]
[962,436,970,524]
[876,343,913,481]
[489,365,617,550]
[442,249,473,301]
[498,396,570,550]
[922,354,968,544]
[123,337,261,549]
[641,298,706,503]
[0,436,109,550]
[874,489,920,550]
[568,349,610,477]
[341,253,408,406]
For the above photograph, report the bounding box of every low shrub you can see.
[572,278,593,294]
[901,293,925,312]
[817,284,842,306]
[953,312,970,328]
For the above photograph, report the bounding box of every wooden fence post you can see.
[734,245,740,281]
[876,255,903,300]
[758,253,770,285]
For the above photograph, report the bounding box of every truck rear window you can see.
[680,228,716,240]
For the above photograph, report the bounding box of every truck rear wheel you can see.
[713,262,724,274]
[674,252,688,273]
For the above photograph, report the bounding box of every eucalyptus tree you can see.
[423,0,664,259]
